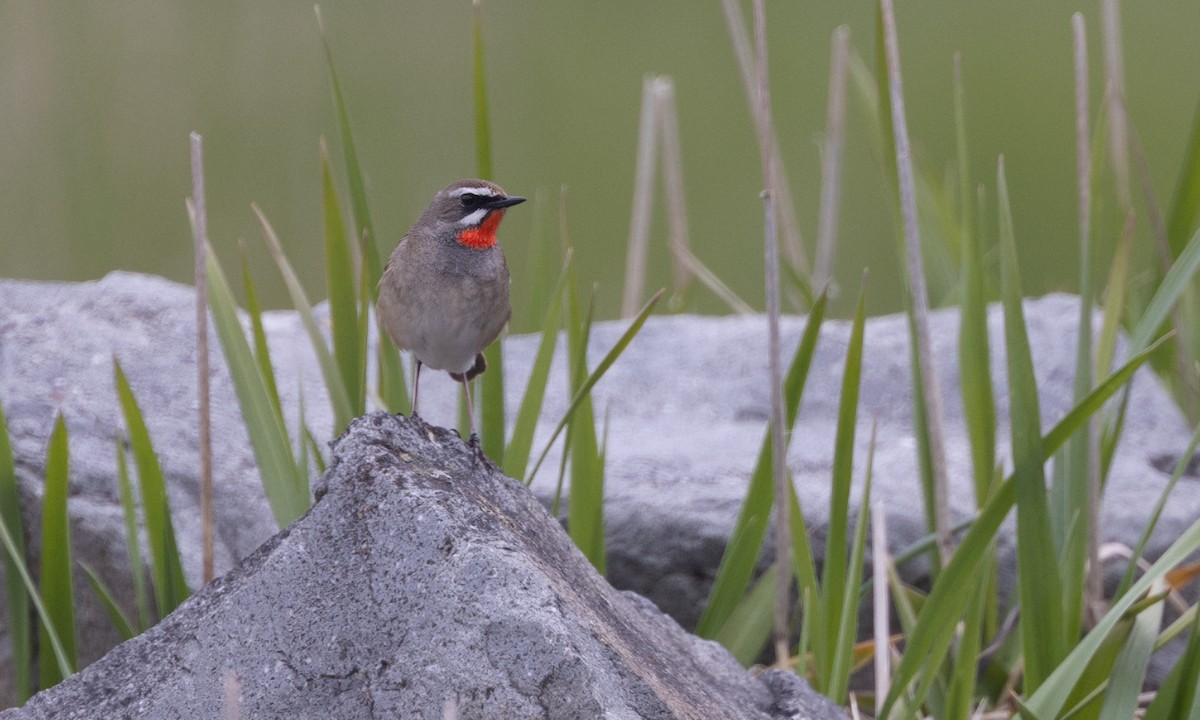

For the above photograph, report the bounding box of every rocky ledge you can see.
[0,412,844,720]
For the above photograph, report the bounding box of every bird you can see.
[377,179,526,443]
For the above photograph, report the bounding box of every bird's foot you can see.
[468,433,490,465]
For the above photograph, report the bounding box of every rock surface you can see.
[0,413,845,720]
[1,272,1198,700]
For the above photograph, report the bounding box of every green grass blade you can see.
[316,6,381,280]
[38,414,76,687]
[880,336,1163,716]
[1166,97,1200,258]
[80,562,135,641]
[253,204,356,434]
[997,158,1067,692]
[481,344,506,461]
[525,288,665,484]
[1127,226,1200,357]
[317,18,409,415]
[1095,216,1134,378]
[562,263,604,572]
[1095,580,1164,720]
[945,552,991,719]
[0,497,72,690]
[239,242,284,420]
[115,438,149,631]
[786,473,820,618]
[1024,518,1200,719]
[955,54,993,506]
[114,361,190,616]
[504,254,570,480]
[817,282,867,691]
[471,1,506,461]
[827,422,874,703]
[957,144,995,508]
[321,140,366,420]
[0,399,32,701]
[567,400,604,572]
[206,245,309,526]
[715,565,777,666]
[376,328,410,414]
[472,0,493,182]
[696,292,828,638]
[1144,608,1200,720]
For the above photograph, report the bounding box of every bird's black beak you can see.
[484,195,526,210]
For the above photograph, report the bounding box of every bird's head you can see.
[418,179,526,249]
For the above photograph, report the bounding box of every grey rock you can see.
[0,273,281,703]
[0,413,842,720]
[1,272,1197,701]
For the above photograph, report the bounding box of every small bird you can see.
[377,179,526,442]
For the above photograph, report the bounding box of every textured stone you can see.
[0,413,842,720]
[1,272,1196,701]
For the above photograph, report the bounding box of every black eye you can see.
[459,193,480,208]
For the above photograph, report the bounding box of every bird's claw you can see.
[468,433,490,464]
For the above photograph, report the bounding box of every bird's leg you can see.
[461,376,482,451]
[411,359,423,418]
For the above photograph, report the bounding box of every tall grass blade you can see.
[253,204,355,433]
[717,0,809,281]
[814,26,850,292]
[1095,580,1164,720]
[115,438,150,630]
[871,501,892,708]
[189,133,215,586]
[472,0,493,182]
[0,400,32,702]
[954,56,995,507]
[745,0,792,666]
[880,336,1165,716]
[1143,608,1200,720]
[1096,213,1134,378]
[880,0,952,564]
[114,361,190,616]
[827,421,874,703]
[321,140,366,420]
[696,293,828,639]
[1024,518,1200,718]
[1127,226,1200,357]
[525,289,664,484]
[1167,97,1200,258]
[1100,0,1131,212]
[715,565,778,666]
[0,471,72,690]
[38,414,76,687]
[206,246,309,526]
[816,281,867,692]
[562,263,604,572]
[504,254,570,480]
[997,158,1067,692]
[315,6,381,279]
[622,76,658,318]
[1055,12,1099,642]
[656,77,694,299]
[471,0,507,461]
[945,552,991,719]
[238,243,284,419]
[80,562,135,641]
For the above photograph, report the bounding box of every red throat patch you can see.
[457,210,505,249]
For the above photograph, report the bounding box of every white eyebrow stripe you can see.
[457,208,489,226]
[448,186,499,198]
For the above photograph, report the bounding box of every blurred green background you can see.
[2,1,1198,327]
